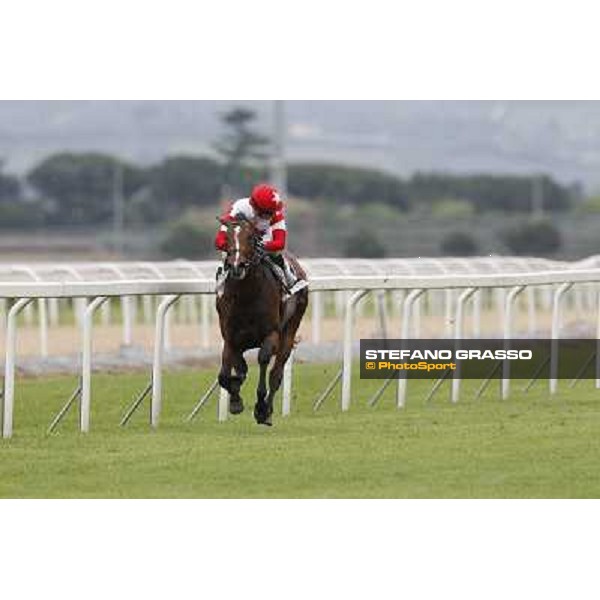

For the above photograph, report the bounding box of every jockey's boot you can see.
[265,254,308,298]
[274,254,308,297]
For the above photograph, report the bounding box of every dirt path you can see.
[2,306,590,361]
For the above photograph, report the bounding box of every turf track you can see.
[2,363,600,498]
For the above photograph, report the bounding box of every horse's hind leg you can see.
[262,342,294,423]
[263,289,309,421]
[254,331,279,426]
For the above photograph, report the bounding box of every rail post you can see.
[80,296,109,433]
[151,295,180,427]
[396,289,425,408]
[501,285,525,400]
[596,287,600,389]
[550,282,573,395]
[341,290,369,411]
[311,290,323,344]
[451,287,477,404]
[282,349,294,416]
[2,298,34,438]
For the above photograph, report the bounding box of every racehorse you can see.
[216,213,309,425]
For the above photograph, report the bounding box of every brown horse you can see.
[216,213,309,425]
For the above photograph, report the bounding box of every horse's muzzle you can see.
[230,264,247,280]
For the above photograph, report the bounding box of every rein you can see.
[222,217,265,268]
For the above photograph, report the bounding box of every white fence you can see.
[0,256,582,356]
[2,262,600,438]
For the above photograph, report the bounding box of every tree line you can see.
[0,152,577,229]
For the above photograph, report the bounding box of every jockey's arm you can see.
[215,228,228,251]
[214,202,239,251]
[263,229,286,252]
[263,210,287,252]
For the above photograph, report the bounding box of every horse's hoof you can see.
[229,399,244,415]
[253,404,272,426]
[255,413,273,426]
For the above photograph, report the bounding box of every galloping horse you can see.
[216,213,309,425]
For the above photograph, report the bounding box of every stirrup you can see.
[286,279,308,296]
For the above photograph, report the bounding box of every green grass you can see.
[2,363,600,498]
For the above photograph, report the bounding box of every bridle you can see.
[221,214,265,279]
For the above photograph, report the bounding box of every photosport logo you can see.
[360,339,600,380]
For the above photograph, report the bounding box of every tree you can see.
[288,163,408,210]
[213,107,271,195]
[0,160,21,202]
[440,231,479,256]
[149,156,223,219]
[577,193,600,214]
[430,198,474,218]
[344,228,386,258]
[500,219,562,255]
[26,153,147,226]
[160,219,214,259]
[408,172,572,213]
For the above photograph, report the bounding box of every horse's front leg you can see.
[218,343,245,415]
[229,353,248,414]
[254,330,279,426]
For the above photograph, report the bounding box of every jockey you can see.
[215,183,306,295]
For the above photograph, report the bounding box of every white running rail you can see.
[1,266,600,438]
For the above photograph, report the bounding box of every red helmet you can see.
[250,184,281,213]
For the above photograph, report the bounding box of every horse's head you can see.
[218,213,263,280]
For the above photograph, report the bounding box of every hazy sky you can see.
[1,100,599,188]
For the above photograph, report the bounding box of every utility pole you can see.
[113,160,125,256]
[271,100,287,197]
[531,173,544,219]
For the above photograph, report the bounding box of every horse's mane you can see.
[217,212,251,228]
[230,212,250,225]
